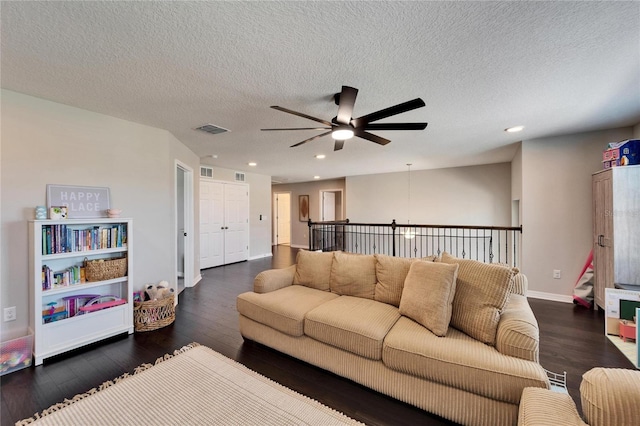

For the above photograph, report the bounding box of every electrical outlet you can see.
[3,306,16,322]
[553,270,561,279]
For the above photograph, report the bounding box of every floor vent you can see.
[235,172,246,182]
[194,124,229,135]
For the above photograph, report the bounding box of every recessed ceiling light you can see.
[313,176,320,179]
[505,126,524,133]
[315,154,326,159]
[248,162,257,166]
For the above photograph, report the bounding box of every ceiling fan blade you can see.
[354,129,391,146]
[290,131,332,148]
[363,122,428,131]
[334,140,345,151]
[336,86,358,125]
[271,106,333,127]
[262,127,332,131]
[352,98,426,127]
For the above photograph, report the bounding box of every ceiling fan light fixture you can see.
[331,126,354,140]
[505,125,524,133]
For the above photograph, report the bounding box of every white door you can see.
[224,183,249,264]
[275,193,291,245]
[322,192,336,221]
[200,180,224,268]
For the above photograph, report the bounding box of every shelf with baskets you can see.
[29,218,134,366]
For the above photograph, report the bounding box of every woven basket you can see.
[133,295,175,332]
[84,256,127,282]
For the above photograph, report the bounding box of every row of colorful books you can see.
[42,224,127,255]
[42,264,85,290]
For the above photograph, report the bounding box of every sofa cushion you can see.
[293,250,334,291]
[383,316,549,404]
[329,252,377,299]
[440,252,515,346]
[399,261,459,336]
[305,296,401,360]
[580,367,640,426]
[237,286,338,337]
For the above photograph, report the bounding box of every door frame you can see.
[175,160,194,295]
[319,188,344,221]
[273,191,292,245]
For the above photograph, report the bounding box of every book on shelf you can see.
[41,223,127,255]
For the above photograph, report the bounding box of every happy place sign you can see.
[47,184,111,218]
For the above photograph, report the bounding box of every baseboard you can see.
[290,244,309,249]
[249,253,273,260]
[527,290,573,304]
[192,274,202,287]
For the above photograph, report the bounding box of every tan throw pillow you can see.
[330,252,377,299]
[374,254,416,307]
[440,252,514,346]
[399,261,459,336]
[292,250,334,291]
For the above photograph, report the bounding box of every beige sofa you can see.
[237,251,550,425]
[519,367,640,426]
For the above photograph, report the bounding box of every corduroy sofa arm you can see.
[496,294,540,362]
[253,265,296,293]
[518,387,587,426]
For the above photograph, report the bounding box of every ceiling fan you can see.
[261,86,428,151]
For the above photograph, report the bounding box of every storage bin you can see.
[84,256,127,281]
[1,334,33,376]
[133,295,175,332]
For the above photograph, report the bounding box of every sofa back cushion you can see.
[440,252,514,346]
[374,254,436,307]
[399,261,459,336]
[292,250,334,291]
[330,251,377,299]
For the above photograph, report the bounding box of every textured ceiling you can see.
[2,1,639,183]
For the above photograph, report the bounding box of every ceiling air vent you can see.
[194,124,229,135]
[235,172,246,182]
[200,166,213,178]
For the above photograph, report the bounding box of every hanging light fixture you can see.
[404,163,416,239]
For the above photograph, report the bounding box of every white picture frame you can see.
[46,184,111,218]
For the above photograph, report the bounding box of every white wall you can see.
[634,123,640,138]
[521,128,633,301]
[1,90,199,340]
[347,163,512,226]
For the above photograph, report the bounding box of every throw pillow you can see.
[399,261,459,336]
[440,252,515,346]
[374,254,416,307]
[292,250,334,291]
[330,251,377,299]
[374,254,437,307]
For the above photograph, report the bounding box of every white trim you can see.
[193,273,202,287]
[249,253,274,261]
[291,243,310,249]
[526,290,573,303]
[175,160,195,299]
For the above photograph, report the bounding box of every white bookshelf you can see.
[28,218,134,365]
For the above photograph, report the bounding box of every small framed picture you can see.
[299,195,309,222]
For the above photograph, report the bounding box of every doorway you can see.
[273,192,291,245]
[175,161,194,299]
[320,189,344,221]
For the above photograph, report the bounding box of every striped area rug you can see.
[17,343,363,425]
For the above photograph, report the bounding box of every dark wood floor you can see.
[1,245,634,425]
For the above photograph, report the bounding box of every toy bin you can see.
[0,334,33,376]
[133,295,175,332]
